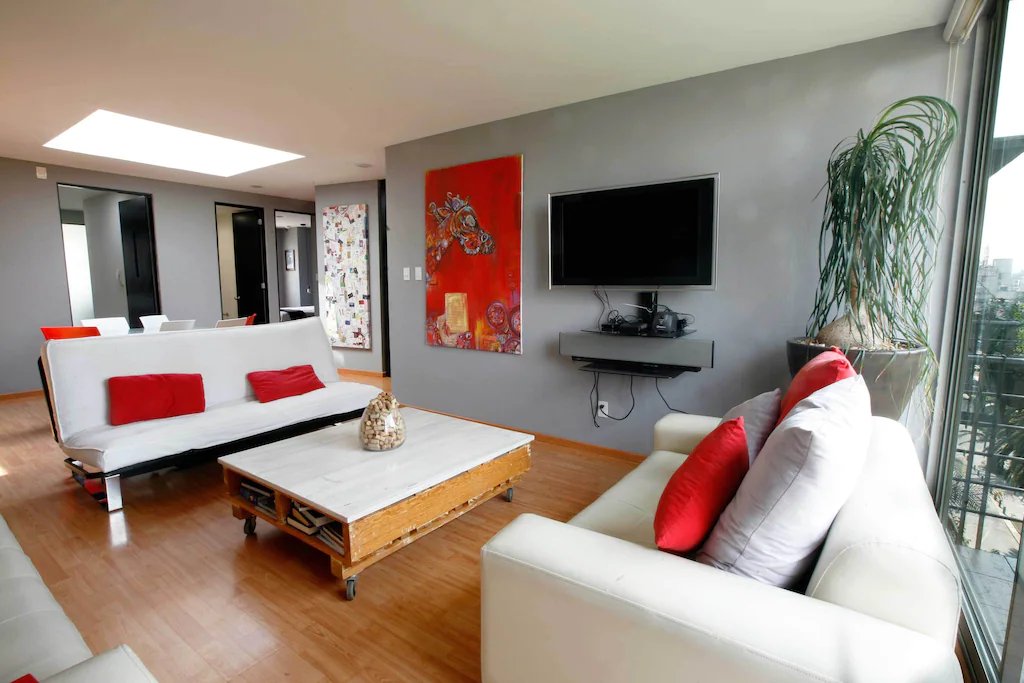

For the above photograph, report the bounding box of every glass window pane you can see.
[943,1,1024,677]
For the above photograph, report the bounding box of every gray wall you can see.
[384,26,969,455]
[0,156,313,394]
[314,181,383,374]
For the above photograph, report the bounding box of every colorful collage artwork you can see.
[322,204,371,349]
[425,155,523,354]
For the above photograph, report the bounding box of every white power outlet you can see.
[597,401,610,418]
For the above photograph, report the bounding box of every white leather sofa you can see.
[0,514,158,682]
[40,318,379,511]
[481,414,963,683]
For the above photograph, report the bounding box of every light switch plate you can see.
[414,266,423,281]
[403,267,411,281]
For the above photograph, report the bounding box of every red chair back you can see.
[245,314,257,326]
[41,326,101,340]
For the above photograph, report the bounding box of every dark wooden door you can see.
[118,196,160,328]
[231,209,268,324]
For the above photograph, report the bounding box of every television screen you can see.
[549,176,716,288]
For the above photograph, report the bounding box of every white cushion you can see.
[0,517,92,683]
[42,645,159,683]
[720,388,781,464]
[699,375,871,587]
[63,381,380,472]
[42,318,339,441]
[569,450,686,548]
[806,416,962,644]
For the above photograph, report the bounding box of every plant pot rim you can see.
[786,337,929,355]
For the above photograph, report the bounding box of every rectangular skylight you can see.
[44,110,303,177]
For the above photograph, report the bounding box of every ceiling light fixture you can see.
[44,110,303,177]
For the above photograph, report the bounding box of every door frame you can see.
[213,202,269,323]
[272,209,316,321]
[55,183,161,325]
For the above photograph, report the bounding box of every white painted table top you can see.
[219,408,533,523]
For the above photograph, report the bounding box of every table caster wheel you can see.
[243,515,257,536]
[345,576,357,601]
[505,486,514,503]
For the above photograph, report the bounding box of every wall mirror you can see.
[57,184,160,328]
[274,210,317,321]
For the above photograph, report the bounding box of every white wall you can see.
[82,193,130,319]
[60,223,94,324]
[216,206,238,319]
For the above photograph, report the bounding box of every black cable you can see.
[656,377,688,414]
[595,372,636,421]
[592,287,607,329]
[589,371,600,427]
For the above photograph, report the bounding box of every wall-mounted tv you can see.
[549,174,718,289]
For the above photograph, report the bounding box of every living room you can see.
[0,1,1018,681]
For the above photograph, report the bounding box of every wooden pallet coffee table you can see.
[219,408,532,600]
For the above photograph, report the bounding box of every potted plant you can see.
[787,96,959,419]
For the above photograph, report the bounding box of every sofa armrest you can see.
[42,645,158,683]
[481,514,962,683]
[652,413,720,454]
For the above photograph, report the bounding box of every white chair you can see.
[159,320,196,332]
[139,314,169,333]
[215,317,247,328]
[80,317,130,336]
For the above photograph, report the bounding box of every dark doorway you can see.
[216,204,269,324]
[118,196,160,327]
[378,180,392,377]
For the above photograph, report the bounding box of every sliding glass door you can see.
[941,2,1024,680]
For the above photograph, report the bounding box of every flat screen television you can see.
[549,175,717,289]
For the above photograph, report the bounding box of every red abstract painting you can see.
[425,155,523,354]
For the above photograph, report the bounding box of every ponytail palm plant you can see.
[790,96,959,418]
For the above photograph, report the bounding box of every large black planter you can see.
[786,338,929,420]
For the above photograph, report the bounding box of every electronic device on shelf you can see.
[549,174,718,290]
[577,359,692,379]
[596,292,693,338]
[651,310,680,337]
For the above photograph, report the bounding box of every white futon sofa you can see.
[40,318,379,511]
[0,514,158,682]
[482,414,963,683]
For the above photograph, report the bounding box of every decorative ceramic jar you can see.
[359,392,406,451]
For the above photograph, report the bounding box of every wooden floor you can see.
[0,390,636,682]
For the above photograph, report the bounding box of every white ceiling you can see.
[275,211,312,229]
[0,0,951,201]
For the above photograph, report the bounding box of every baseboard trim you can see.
[337,369,386,379]
[0,389,44,403]
[407,405,645,464]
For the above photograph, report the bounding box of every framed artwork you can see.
[285,249,296,271]
[321,204,370,349]
[425,155,522,354]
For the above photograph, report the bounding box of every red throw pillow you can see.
[108,374,206,426]
[247,365,326,403]
[778,347,856,424]
[654,417,749,553]
[12,675,39,683]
